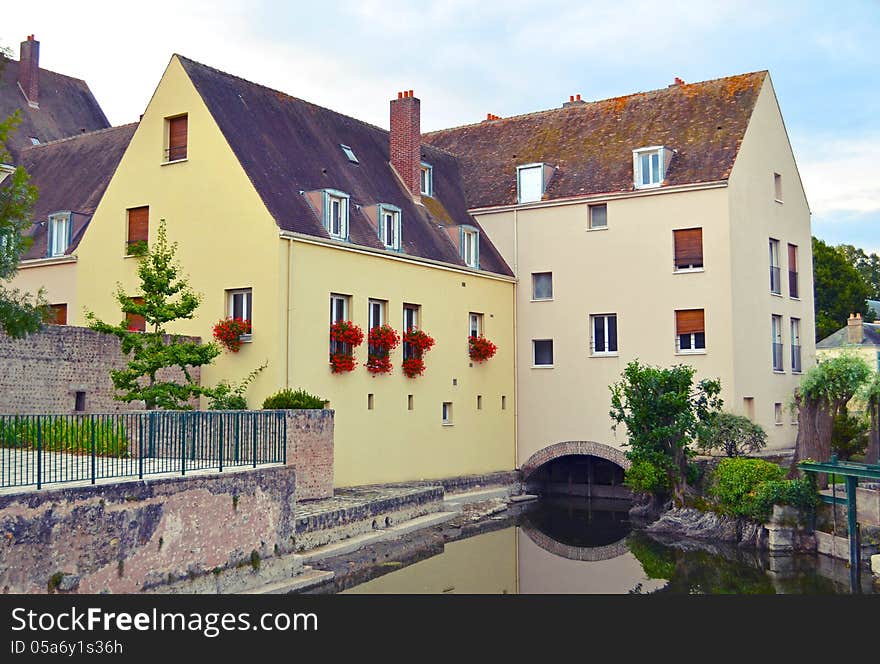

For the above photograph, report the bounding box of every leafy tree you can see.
[813,237,873,341]
[610,361,722,506]
[697,412,768,457]
[861,373,880,464]
[839,244,880,301]
[0,112,46,338]
[87,220,220,409]
[830,409,869,461]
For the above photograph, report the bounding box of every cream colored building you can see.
[426,71,814,471]
[816,313,880,370]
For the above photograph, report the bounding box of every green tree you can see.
[697,411,768,457]
[839,243,880,301]
[87,220,220,409]
[0,112,46,338]
[610,361,722,506]
[813,237,873,341]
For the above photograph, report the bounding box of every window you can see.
[408,395,414,411]
[675,309,705,353]
[501,395,507,410]
[47,212,71,257]
[378,205,401,251]
[774,172,783,202]
[532,272,553,300]
[517,164,544,203]
[633,147,667,189]
[330,293,351,354]
[772,315,783,371]
[367,394,374,410]
[29,137,40,145]
[227,288,253,338]
[420,163,433,196]
[368,299,385,330]
[591,314,618,355]
[126,206,149,254]
[533,339,553,367]
[469,312,483,338]
[340,144,359,164]
[126,296,146,332]
[47,303,67,325]
[460,227,479,268]
[769,239,781,294]
[166,114,188,162]
[442,402,453,425]
[774,403,783,425]
[477,395,482,410]
[323,190,349,240]
[788,244,799,298]
[588,204,607,229]
[674,228,703,270]
[74,391,86,412]
[403,303,420,359]
[791,318,802,373]
[743,397,755,421]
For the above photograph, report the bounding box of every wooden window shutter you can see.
[127,206,149,245]
[48,304,67,325]
[168,115,188,160]
[788,243,798,269]
[676,309,704,335]
[674,228,703,266]
[126,296,146,332]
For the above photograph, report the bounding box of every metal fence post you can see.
[218,413,224,473]
[138,414,144,480]
[252,412,258,468]
[282,412,287,465]
[36,415,42,490]
[180,413,186,477]
[90,417,96,485]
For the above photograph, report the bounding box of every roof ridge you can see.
[424,70,768,137]
[4,57,90,85]
[21,122,138,151]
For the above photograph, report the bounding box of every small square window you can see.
[340,144,359,164]
[47,303,67,325]
[674,228,703,270]
[633,147,666,189]
[532,272,552,300]
[29,137,40,145]
[675,309,705,353]
[442,401,453,425]
[589,204,607,229]
[533,339,553,367]
[420,163,433,196]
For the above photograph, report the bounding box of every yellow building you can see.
[816,313,880,370]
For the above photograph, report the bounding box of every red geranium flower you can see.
[468,335,497,363]
[213,317,252,352]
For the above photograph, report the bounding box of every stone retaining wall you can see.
[287,410,334,501]
[0,464,296,594]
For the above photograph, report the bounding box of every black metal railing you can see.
[0,411,286,490]
[164,144,187,162]
[791,344,802,373]
[772,342,784,371]
[789,270,799,298]
[770,266,782,294]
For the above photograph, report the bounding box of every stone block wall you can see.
[0,464,296,594]
[0,325,201,414]
[286,409,334,500]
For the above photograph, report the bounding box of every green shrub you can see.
[708,457,785,518]
[698,412,768,457]
[830,411,869,460]
[262,388,327,410]
[208,362,267,411]
[0,417,129,457]
[624,459,671,496]
[747,477,819,523]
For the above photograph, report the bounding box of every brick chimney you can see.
[390,90,421,198]
[847,313,863,344]
[18,35,40,108]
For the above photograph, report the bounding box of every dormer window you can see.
[517,163,546,203]
[29,137,40,145]
[340,144,359,164]
[322,189,350,240]
[633,146,669,189]
[420,163,433,196]
[378,204,401,251]
[460,226,479,268]
[47,211,71,257]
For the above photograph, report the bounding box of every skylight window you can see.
[29,137,40,145]
[340,144,359,164]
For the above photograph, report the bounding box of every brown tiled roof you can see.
[1,58,110,162]
[178,56,511,276]
[423,72,768,209]
[19,124,137,259]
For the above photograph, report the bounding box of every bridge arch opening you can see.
[522,441,632,500]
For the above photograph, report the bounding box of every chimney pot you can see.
[576,94,581,101]
[18,35,40,107]
[847,313,864,344]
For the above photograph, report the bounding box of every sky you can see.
[3,0,879,252]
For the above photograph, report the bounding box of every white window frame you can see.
[340,144,359,164]
[377,204,401,251]
[532,339,554,368]
[588,203,608,230]
[791,317,802,373]
[461,226,479,268]
[772,314,784,372]
[469,312,483,338]
[632,146,666,189]
[769,238,781,295]
[442,401,453,425]
[323,189,349,240]
[403,304,420,360]
[330,293,349,324]
[517,163,545,204]
[227,288,253,339]
[590,313,618,356]
[48,211,71,257]
[677,332,706,353]
[531,272,553,301]
[368,299,385,330]
[420,162,433,196]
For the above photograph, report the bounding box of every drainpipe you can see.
[513,208,519,472]
[285,237,293,388]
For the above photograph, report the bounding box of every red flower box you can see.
[401,328,435,378]
[213,317,252,352]
[330,352,356,374]
[468,335,497,363]
[366,324,400,375]
[330,320,365,346]
[329,320,364,374]
[401,357,426,378]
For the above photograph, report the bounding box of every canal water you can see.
[341,497,875,594]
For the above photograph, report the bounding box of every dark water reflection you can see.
[343,497,875,594]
